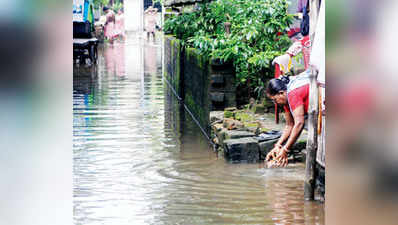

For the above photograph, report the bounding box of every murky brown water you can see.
[73,35,324,225]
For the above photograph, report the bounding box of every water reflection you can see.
[264,177,324,224]
[104,43,126,78]
[73,35,324,225]
[144,43,158,74]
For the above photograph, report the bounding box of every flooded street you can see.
[73,34,324,225]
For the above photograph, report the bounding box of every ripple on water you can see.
[74,36,324,225]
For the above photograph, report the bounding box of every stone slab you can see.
[258,139,307,160]
[258,139,279,160]
[212,123,224,133]
[223,118,244,130]
[223,137,260,163]
[216,128,228,146]
[224,130,255,139]
[225,107,237,111]
[210,111,224,123]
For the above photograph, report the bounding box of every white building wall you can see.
[124,0,143,32]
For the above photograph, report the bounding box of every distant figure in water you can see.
[115,9,125,41]
[103,6,116,44]
[145,6,158,41]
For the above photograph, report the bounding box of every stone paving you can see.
[211,108,308,164]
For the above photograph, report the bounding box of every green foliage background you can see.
[164,0,294,88]
[93,0,109,9]
[93,0,122,12]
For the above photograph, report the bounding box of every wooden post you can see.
[274,64,281,124]
[224,22,231,35]
[304,66,319,201]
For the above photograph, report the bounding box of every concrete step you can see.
[223,137,260,163]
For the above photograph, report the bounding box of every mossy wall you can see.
[183,47,211,135]
[164,35,183,97]
[164,83,184,140]
[164,35,237,136]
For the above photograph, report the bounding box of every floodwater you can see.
[73,34,324,225]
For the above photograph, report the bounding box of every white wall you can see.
[124,0,143,32]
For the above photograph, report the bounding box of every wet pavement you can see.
[73,34,324,225]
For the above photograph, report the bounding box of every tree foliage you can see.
[93,0,110,9]
[112,0,123,12]
[164,0,294,86]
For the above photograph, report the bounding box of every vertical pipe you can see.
[304,67,319,201]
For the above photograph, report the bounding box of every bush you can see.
[164,0,294,87]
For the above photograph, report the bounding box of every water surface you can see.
[73,35,324,225]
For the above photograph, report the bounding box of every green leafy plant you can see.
[153,0,164,4]
[254,79,265,100]
[93,0,110,9]
[164,0,294,90]
[112,0,123,12]
[163,13,198,42]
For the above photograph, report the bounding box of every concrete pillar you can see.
[124,0,143,32]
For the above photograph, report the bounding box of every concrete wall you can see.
[164,35,183,96]
[164,35,237,136]
[184,47,212,135]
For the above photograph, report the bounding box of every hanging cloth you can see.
[272,54,292,75]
